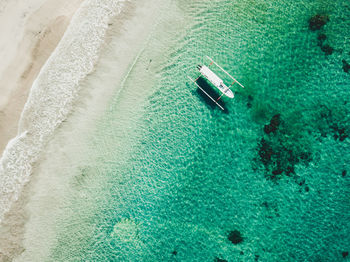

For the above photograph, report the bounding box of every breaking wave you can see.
[0,0,127,222]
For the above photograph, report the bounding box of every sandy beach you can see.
[0,0,83,259]
[0,0,83,156]
[0,0,164,260]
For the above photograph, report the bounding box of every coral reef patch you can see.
[228,230,243,244]
[308,14,329,31]
[257,114,312,180]
[342,59,350,73]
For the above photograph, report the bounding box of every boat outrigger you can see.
[187,56,245,110]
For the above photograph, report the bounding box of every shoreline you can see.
[0,0,84,156]
[0,0,125,225]
[0,0,117,259]
[0,0,83,259]
[0,0,163,260]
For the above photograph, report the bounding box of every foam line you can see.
[0,0,127,223]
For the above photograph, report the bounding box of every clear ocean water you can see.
[23,0,350,261]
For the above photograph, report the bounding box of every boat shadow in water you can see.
[194,77,229,113]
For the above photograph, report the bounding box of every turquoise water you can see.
[50,0,349,261]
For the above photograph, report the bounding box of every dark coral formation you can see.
[317,104,349,142]
[297,178,305,186]
[264,114,281,134]
[295,177,310,192]
[342,59,350,73]
[316,33,333,55]
[317,33,327,43]
[171,250,177,255]
[309,14,329,31]
[331,124,348,142]
[228,230,243,244]
[257,114,312,180]
[261,201,269,208]
[258,138,273,165]
[342,251,349,258]
[342,170,347,177]
[247,95,253,108]
[320,44,334,55]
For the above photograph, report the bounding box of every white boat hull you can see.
[198,65,234,98]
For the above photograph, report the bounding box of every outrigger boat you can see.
[187,56,245,110]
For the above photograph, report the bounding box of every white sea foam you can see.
[0,0,127,223]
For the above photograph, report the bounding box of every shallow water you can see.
[19,0,350,261]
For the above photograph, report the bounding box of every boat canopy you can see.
[199,65,224,88]
[187,56,245,110]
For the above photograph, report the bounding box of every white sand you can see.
[0,0,83,260]
[0,0,83,156]
[0,0,167,259]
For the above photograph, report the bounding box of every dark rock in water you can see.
[342,251,349,258]
[342,170,347,177]
[214,257,228,262]
[256,115,312,180]
[228,230,243,244]
[264,114,281,134]
[270,114,281,127]
[257,136,310,180]
[332,125,348,141]
[316,33,333,55]
[342,60,350,73]
[247,95,253,108]
[321,44,334,55]
[263,125,273,135]
[258,138,274,164]
[300,152,311,162]
[298,178,306,186]
[339,134,348,141]
[255,254,260,261]
[317,33,327,49]
[309,14,329,31]
[317,33,327,43]
[286,166,295,176]
[272,168,283,177]
[305,186,310,192]
[338,127,348,141]
[240,251,244,255]
[171,250,177,255]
